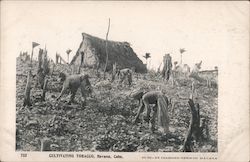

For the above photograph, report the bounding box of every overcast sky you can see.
[1,1,249,70]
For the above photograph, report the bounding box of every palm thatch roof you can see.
[70,33,146,73]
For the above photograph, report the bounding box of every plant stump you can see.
[183,99,201,152]
[23,70,32,107]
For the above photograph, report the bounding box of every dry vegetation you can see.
[16,58,218,152]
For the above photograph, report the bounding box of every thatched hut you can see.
[70,33,147,73]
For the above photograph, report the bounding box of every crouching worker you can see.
[131,90,170,134]
[117,68,133,86]
[56,72,93,106]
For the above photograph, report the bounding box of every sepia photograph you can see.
[0,1,249,162]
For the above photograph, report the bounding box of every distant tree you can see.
[66,49,72,64]
[143,53,151,69]
[30,42,40,66]
[162,54,172,81]
[174,61,178,68]
[55,53,59,64]
[179,48,186,65]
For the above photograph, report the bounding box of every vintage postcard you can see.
[0,1,249,162]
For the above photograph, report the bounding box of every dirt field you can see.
[16,58,218,152]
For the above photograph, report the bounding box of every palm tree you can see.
[143,53,151,69]
[66,49,72,64]
[179,48,186,65]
